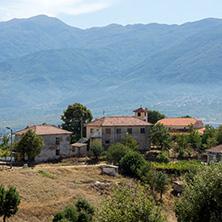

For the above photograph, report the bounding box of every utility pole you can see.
[6,127,13,169]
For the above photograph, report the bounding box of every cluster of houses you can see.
[14,107,222,164]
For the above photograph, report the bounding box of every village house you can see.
[85,108,152,150]
[156,117,204,134]
[205,145,222,164]
[14,123,72,162]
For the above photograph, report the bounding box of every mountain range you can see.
[1,15,222,132]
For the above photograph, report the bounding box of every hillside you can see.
[0,15,222,131]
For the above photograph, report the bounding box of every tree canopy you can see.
[15,129,44,160]
[175,162,222,222]
[150,123,173,150]
[147,109,166,124]
[61,103,93,143]
[95,182,167,222]
[0,185,21,222]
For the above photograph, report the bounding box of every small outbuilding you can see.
[71,143,87,157]
[205,145,222,164]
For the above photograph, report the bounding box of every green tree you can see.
[122,134,138,151]
[147,109,166,124]
[95,182,167,222]
[154,171,170,201]
[52,199,94,222]
[61,103,93,143]
[176,133,189,150]
[15,129,44,160]
[119,151,146,176]
[0,185,21,222]
[202,124,216,146]
[150,123,173,150]
[90,140,104,161]
[216,125,222,145]
[181,115,192,118]
[175,162,222,222]
[187,124,202,151]
[137,161,157,190]
[106,143,129,165]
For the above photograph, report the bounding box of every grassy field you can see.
[0,159,178,222]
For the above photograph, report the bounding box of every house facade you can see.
[14,123,72,162]
[156,118,204,134]
[85,108,152,150]
[205,145,222,164]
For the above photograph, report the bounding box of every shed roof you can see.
[14,123,72,136]
[86,116,152,127]
[206,145,222,153]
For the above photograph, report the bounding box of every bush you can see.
[157,151,170,163]
[175,162,222,222]
[75,199,94,215]
[52,199,94,222]
[105,143,129,165]
[119,151,146,176]
[95,182,167,222]
[90,140,104,160]
[178,148,185,159]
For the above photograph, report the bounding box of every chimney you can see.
[58,125,61,129]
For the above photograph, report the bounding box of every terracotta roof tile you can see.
[206,145,222,153]
[156,118,203,127]
[86,116,152,127]
[15,124,72,135]
[133,108,148,112]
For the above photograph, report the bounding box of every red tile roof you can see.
[206,145,222,153]
[156,118,203,127]
[133,108,148,113]
[86,116,152,127]
[14,124,72,135]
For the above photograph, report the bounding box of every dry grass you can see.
[0,164,131,222]
[0,159,178,222]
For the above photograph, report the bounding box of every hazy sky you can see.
[0,0,222,28]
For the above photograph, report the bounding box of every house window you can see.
[116,128,121,134]
[140,128,145,134]
[144,113,146,116]
[106,128,111,134]
[90,128,94,134]
[127,128,132,134]
[56,149,60,156]
[105,140,110,144]
[138,112,141,116]
[56,137,60,145]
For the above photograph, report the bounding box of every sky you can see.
[0,0,222,28]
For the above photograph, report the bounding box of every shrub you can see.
[95,182,167,222]
[105,143,129,165]
[75,199,94,215]
[90,140,104,160]
[178,148,185,159]
[157,151,170,163]
[119,151,146,176]
[175,162,222,222]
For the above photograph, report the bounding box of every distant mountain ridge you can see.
[0,15,222,132]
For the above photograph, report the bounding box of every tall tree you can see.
[0,185,21,222]
[150,123,173,150]
[61,103,93,143]
[15,129,44,160]
[147,109,166,124]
